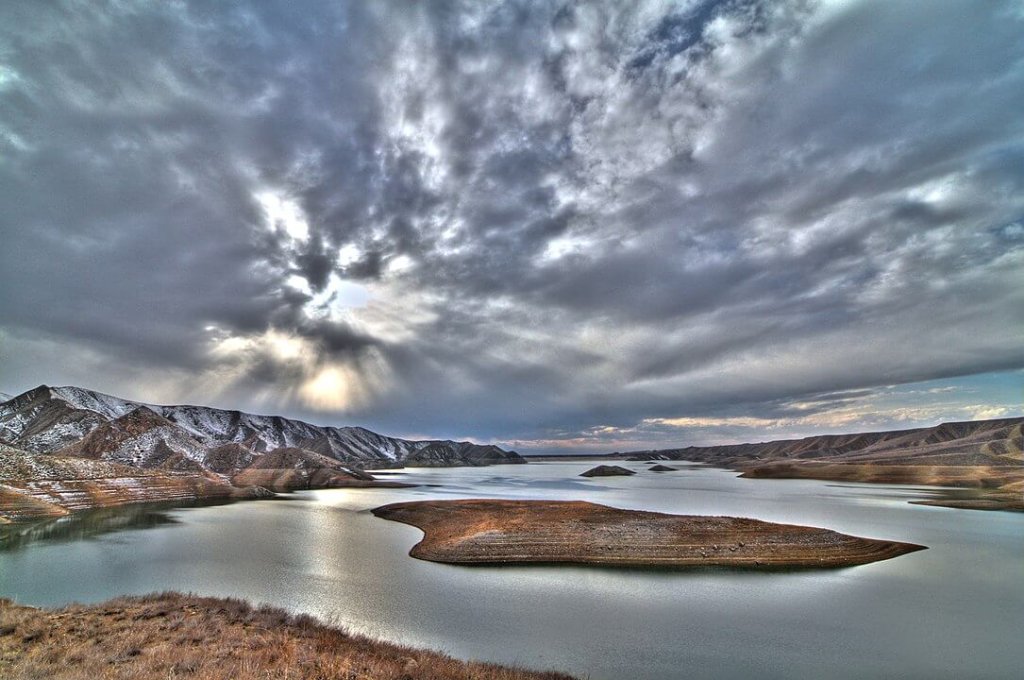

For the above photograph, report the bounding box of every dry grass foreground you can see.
[0,593,576,680]
[373,499,925,568]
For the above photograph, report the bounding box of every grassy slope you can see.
[0,593,575,680]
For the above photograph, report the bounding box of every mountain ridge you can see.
[0,384,525,469]
[0,384,524,524]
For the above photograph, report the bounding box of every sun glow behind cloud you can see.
[204,327,385,413]
[299,364,354,411]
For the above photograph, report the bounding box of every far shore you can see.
[738,463,1024,511]
[526,456,1024,512]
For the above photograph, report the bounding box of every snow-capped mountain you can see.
[0,385,525,472]
[0,386,115,453]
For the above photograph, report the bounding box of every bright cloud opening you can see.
[255,190,310,241]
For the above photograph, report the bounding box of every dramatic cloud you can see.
[1,0,1022,451]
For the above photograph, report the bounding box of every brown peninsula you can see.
[372,499,925,569]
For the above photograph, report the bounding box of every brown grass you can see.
[0,593,576,680]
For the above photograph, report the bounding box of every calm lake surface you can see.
[2,461,1022,679]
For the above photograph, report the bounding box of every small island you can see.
[372,499,925,569]
[579,465,635,477]
[649,464,677,472]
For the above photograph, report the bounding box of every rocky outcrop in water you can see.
[580,465,635,477]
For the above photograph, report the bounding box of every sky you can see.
[0,0,1022,454]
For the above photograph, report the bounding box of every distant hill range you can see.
[0,385,523,524]
[621,417,1023,511]
[625,417,1023,468]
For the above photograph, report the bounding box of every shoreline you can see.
[0,473,415,529]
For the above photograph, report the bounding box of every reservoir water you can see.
[1,461,1022,679]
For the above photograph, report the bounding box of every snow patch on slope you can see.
[51,386,139,419]
[15,412,107,453]
[98,427,208,468]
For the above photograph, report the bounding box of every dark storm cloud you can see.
[294,236,335,293]
[1,0,1022,448]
